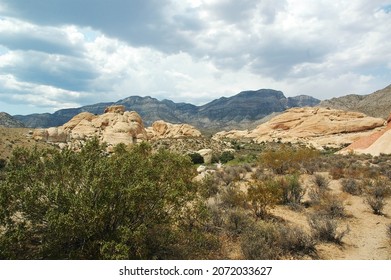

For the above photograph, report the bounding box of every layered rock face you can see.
[340,113,391,156]
[213,107,386,149]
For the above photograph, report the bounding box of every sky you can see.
[0,0,390,115]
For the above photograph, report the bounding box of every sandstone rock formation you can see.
[33,106,147,150]
[213,107,386,149]
[33,106,204,151]
[339,112,391,156]
[146,120,202,140]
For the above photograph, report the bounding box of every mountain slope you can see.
[319,84,391,119]
[0,112,25,128]
[14,89,320,131]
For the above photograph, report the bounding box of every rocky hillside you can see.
[213,107,386,149]
[319,84,391,119]
[0,112,25,128]
[14,89,319,131]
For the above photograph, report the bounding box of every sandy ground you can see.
[272,174,391,260]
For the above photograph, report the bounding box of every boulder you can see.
[104,105,125,114]
[197,148,213,164]
[147,120,202,139]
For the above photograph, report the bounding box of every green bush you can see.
[219,151,235,164]
[259,144,319,174]
[280,175,305,206]
[0,139,216,259]
[247,179,282,219]
[0,158,6,170]
[188,152,204,164]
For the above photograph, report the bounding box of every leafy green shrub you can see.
[0,139,215,259]
[188,152,204,164]
[219,151,235,164]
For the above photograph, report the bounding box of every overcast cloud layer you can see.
[0,0,390,115]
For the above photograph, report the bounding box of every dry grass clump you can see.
[363,178,391,215]
[307,214,349,245]
[341,178,363,196]
[240,221,316,259]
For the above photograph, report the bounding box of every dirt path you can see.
[272,175,391,260]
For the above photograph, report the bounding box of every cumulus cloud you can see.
[0,0,390,114]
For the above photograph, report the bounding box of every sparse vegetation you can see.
[308,214,349,245]
[341,178,363,196]
[364,178,391,215]
[1,131,390,260]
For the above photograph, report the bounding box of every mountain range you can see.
[5,84,391,132]
[319,84,391,119]
[12,89,320,132]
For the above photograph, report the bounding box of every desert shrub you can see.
[366,196,386,215]
[0,139,216,260]
[0,158,6,170]
[240,221,315,259]
[220,185,247,209]
[240,222,282,259]
[307,214,349,244]
[199,174,220,199]
[312,174,330,190]
[278,225,316,256]
[219,151,235,164]
[280,175,305,206]
[247,179,282,219]
[188,152,204,164]
[319,194,346,219]
[215,166,242,186]
[364,178,391,215]
[225,209,252,236]
[341,178,363,196]
[259,144,319,175]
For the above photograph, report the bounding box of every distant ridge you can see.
[0,112,25,128]
[319,84,391,119]
[14,89,320,132]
